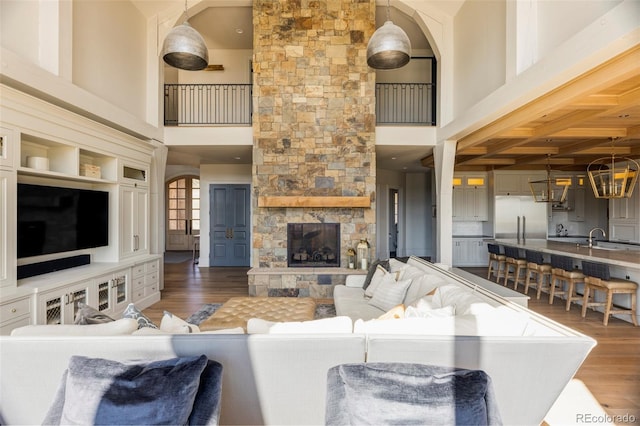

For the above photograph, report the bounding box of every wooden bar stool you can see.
[524,250,552,299]
[487,244,506,283]
[581,260,638,326]
[549,254,584,311]
[503,246,527,290]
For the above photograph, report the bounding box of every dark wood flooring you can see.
[145,258,640,420]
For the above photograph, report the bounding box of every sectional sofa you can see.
[0,257,596,425]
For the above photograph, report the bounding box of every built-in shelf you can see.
[258,196,371,208]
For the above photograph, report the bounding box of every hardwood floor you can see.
[145,258,640,420]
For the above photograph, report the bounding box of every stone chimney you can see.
[251,0,376,297]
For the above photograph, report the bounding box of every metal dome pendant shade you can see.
[367,1,411,70]
[162,1,208,71]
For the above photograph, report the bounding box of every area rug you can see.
[187,302,336,325]
[164,251,193,264]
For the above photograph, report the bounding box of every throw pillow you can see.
[160,311,200,333]
[377,304,405,320]
[122,303,158,329]
[388,258,409,273]
[364,265,389,299]
[367,275,412,312]
[402,273,446,306]
[53,355,208,425]
[325,363,501,425]
[361,259,389,291]
[74,303,114,325]
[433,285,493,316]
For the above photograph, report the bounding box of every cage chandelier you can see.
[587,138,639,199]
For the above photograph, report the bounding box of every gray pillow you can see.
[74,303,114,325]
[362,259,389,290]
[43,357,223,426]
[326,363,502,425]
[47,355,208,425]
[122,303,158,329]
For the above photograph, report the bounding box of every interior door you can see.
[210,184,250,266]
[166,176,200,251]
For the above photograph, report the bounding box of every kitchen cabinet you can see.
[452,238,488,267]
[0,296,31,334]
[452,174,488,221]
[609,184,639,243]
[568,186,586,222]
[494,172,546,196]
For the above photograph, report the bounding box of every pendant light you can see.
[587,138,639,199]
[367,0,411,70]
[161,0,209,71]
[529,154,569,203]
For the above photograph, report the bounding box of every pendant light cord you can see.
[386,0,391,21]
[184,0,190,21]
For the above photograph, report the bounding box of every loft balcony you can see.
[164,83,436,127]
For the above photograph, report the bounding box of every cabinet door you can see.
[39,283,90,325]
[112,273,130,313]
[452,187,465,221]
[568,188,585,221]
[465,187,488,221]
[0,170,16,288]
[121,186,149,258]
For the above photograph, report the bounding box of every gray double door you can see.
[209,184,250,267]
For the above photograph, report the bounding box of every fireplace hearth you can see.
[287,223,340,267]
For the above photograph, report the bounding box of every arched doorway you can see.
[166,176,200,251]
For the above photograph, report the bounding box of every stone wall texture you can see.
[251,0,377,298]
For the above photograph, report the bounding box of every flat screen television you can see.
[17,183,109,258]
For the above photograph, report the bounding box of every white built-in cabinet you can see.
[452,174,488,221]
[452,238,488,267]
[120,184,149,258]
[38,281,92,325]
[0,85,162,334]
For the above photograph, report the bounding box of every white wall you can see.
[453,0,507,115]
[73,0,147,119]
[0,1,40,66]
[197,164,252,267]
[178,49,253,84]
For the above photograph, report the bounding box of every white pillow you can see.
[367,275,412,312]
[403,274,447,306]
[246,316,353,334]
[10,318,138,336]
[388,258,409,273]
[433,285,493,316]
[159,311,200,334]
[364,265,389,298]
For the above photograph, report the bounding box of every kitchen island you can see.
[493,239,639,325]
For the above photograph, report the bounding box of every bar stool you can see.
[503,246,527,290]
[487,244,506,283]
[524,250,552,299]
[549,254,584,311]
[581,260,638,326]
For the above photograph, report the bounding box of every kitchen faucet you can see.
[588,227,606,248]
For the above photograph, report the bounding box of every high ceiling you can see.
[422,45,640,173]
[157,3,639,173]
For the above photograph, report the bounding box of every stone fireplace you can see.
[287,223,340,267]
[249,0,376,298]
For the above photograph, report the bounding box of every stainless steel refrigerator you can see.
[494,196,548,240]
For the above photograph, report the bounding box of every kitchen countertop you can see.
[493,239,640,269]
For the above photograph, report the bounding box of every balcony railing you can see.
[164,84,253,126]
[164,82,435,126]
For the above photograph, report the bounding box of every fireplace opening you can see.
[287,223,340,267]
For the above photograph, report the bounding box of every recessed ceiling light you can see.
[235,28,244,34]
[618,114,630,118]
[391,157,397,160]
[234,157,241,160]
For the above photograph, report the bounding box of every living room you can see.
[1,0,639,424]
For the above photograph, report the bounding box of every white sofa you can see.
[0,257,596,426]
